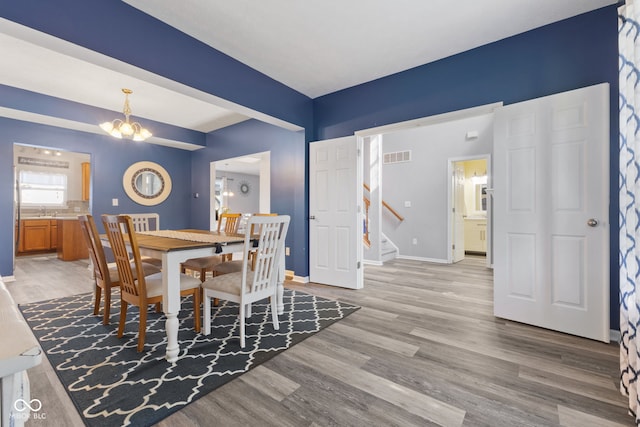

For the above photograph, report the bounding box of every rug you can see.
[19,289,359,427]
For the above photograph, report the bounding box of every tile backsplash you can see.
[20,199,90,217]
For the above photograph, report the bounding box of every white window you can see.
[19,170,67,206]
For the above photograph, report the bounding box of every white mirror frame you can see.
[123,161,172,206]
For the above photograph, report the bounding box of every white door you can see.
[309,136,363,289]
[493,83,609,342]
[452,162,465,263]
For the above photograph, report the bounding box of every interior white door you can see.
[309,136,363,289]
[452,162,465,263]
[493,83,609,342]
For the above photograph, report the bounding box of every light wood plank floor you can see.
[5,254,633,426]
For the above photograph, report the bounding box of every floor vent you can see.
[383,150,411,164]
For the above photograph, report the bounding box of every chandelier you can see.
[99,88,152,141]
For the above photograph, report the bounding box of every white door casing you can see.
[309,136,363,289]
[452,162,465,263]
[493,83,609,342]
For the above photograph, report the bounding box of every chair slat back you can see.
[218,212,241,233]
[125,213,160,232]
[78,214,111,287]
[102,214,147,299]
[244,215,289,295]
[249,213,277,235]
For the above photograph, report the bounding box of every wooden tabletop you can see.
[102,229,246,253]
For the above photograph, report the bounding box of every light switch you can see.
[404,201,411,208]
[112,198,119,206]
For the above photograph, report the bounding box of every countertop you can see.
[464,216,487,221]
[20,215,84,220]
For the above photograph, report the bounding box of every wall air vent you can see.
[383,150,412,164]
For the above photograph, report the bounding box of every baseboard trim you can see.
[283,268,309,283]
[610,329,621,343]
[0,275,16,283]
[363,259,383,266]
[396,255,449,264]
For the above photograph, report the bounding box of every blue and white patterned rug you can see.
[20,289,359,427]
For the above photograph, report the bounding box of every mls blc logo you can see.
[13,398,46,420]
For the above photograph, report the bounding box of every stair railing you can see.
[363,183,404,247]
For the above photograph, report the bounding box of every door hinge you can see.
[452,244,455,250]
[357,261,361,269]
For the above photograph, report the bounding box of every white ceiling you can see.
[125,0,616,98]
[0,0,616,147]
[216,154,265,176]
[0,26,251,136]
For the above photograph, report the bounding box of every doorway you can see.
[448,155,491,266]
[208,151,271,231]
[13,143,91,270]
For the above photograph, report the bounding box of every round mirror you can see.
[123,161,172,206]
[134,170,163,197]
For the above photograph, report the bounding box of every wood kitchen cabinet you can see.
[57,219,88,261]
[50,220,58,249]
[82,162,90,201]
[17,218,86,259]
[20,219,51,252]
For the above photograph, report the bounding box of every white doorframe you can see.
[362,134,384,265]
[447,154,492,266]
[209,152,271,230]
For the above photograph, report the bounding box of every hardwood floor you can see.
[5,254,632,426]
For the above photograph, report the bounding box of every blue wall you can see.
[0,0,315,277]
[190,120,307,275]
[0,117,193,276]
[313,6,620,329]
[314,7,617,140]
[0,3,622,329]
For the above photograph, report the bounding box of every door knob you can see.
[587,218,598,227]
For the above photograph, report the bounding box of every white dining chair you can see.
[124,213,162,266]
[210,213,278,276]
[201,215,290,348]
[181,212,242,282]
[125,213,160,232]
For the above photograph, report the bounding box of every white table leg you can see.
[162,252,181,362]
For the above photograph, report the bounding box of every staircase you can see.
[380,233,398,262]
[363,184,403,264]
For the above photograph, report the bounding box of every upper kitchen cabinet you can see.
[82,162,90,201]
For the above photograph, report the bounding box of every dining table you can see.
[102,228,286,362]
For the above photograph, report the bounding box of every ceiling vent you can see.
[383,150,411,164]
